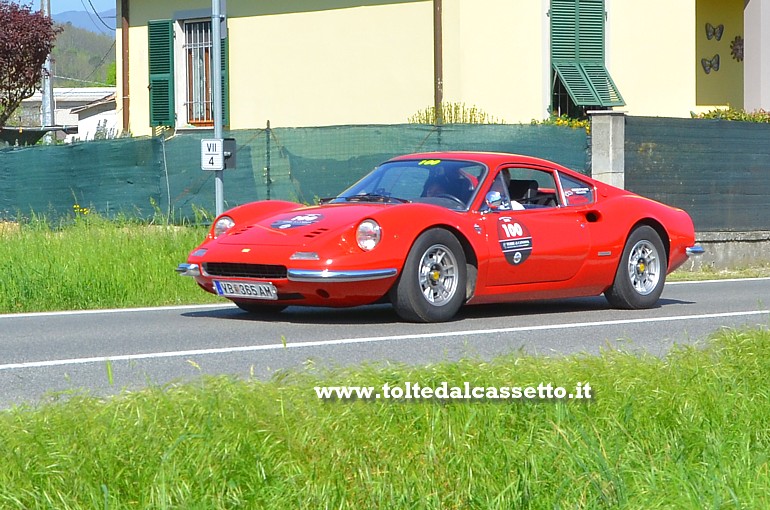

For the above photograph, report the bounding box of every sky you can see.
[12,0,115,15]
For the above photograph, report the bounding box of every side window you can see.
[504,167,559,208]
[559,172,595,206]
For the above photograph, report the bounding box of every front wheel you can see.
[605,226,667,309]
[390,229,467,322]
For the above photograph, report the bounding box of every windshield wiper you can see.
[344,193,410,204]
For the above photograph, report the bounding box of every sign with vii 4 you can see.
[201,139,224,171]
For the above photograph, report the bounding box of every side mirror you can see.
[485,190,504,211]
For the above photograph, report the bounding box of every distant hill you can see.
[51,22,116,88]
[54,9,116,38]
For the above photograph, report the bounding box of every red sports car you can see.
[178,152,702,322]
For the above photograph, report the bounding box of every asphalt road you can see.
[1,277,768,409]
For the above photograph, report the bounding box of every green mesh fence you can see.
[624,117,770,232]
[1,124,588,222]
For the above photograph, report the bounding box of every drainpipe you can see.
[121,0,130,134]
[433,0,443,126]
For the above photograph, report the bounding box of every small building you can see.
[19,87,116,142]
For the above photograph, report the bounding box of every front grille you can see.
[204,262,287,279]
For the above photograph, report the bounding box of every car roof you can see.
[387,151,572,172]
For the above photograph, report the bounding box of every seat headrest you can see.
[508,179,538,200]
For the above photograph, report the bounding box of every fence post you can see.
[589,110,625,189]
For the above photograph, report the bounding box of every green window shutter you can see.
[576,0,604,62]
[550,0,624,107]
[148,20,175,127]
[551,0,577,61]
[221,36,229,126]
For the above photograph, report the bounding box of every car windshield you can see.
[331,159,487,210]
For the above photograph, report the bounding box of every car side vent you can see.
[230,225,255,236]
[304,228,330,238]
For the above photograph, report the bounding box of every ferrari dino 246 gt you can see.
[177,152,702,322]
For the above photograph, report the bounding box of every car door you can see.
[481,165,591,286]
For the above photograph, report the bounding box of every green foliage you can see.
[691,108,770,122]
[531,113,591,132]
[1,328,769,508]
[409,102,505,125]
[0,1,61,125]
[51,22,116,87]
[105,61,117,86]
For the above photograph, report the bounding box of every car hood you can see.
[216,203,382,246]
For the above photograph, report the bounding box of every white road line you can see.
[0,303,232,320]
[667,276,770,285]
[1,309,767,372]
[0,277,766,320]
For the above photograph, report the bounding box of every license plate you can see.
[214,280,278,300]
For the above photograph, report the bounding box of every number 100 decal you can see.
[497,217,533,265]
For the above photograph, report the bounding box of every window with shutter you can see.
[147,18,229,129]
[550,0,624,115]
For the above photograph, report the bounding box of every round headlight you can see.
[356,219,381,251]
[213,216,235,238]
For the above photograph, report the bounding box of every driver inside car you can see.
[422,168,474,204]
[488,169,524,210]
[424,176,450,197]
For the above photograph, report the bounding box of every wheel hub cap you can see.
[418,244,458,306]
[627,241,660,295]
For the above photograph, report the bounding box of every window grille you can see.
[184,21,213,126]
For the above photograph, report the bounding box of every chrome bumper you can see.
[686,245,705,256]
[176,263,397,283]
[176,263,201,277]
[287,268,398,283]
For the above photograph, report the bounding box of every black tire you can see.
[605,225,667,309]
[390,229,467,322]
[234,301,287,314]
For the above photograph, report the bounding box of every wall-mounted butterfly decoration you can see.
[701,54,720,74]
[706,22,724,41]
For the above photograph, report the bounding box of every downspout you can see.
[433,0,443,126]
[121,0,130,133]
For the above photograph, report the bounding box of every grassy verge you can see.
[670,264,770,281]
[2,216,767,314]
[1,328,769,508]
[0,215,221,314]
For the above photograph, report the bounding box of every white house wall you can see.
[608,0,697,117]
[227,2,434,128]
[442,0,548,123]
[120,0,727,136]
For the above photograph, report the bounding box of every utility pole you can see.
[41,0,55,143]
[212,0,224,216]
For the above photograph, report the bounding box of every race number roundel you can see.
[497,217,532,265]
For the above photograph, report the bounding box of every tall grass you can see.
[0,214,219,313]
[1,328,769,508]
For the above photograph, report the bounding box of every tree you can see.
[0,1,61,126]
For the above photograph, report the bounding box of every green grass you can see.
[0,215,221,314]
[1,328,769,508]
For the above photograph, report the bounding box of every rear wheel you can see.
[605,226,667,309]
[234,301,287,315]
[390,229,467,322]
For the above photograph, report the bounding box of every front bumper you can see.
[176,263,201,276]
[686,245,705,256]
[286,268,397,282]
[176,263,397,283]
